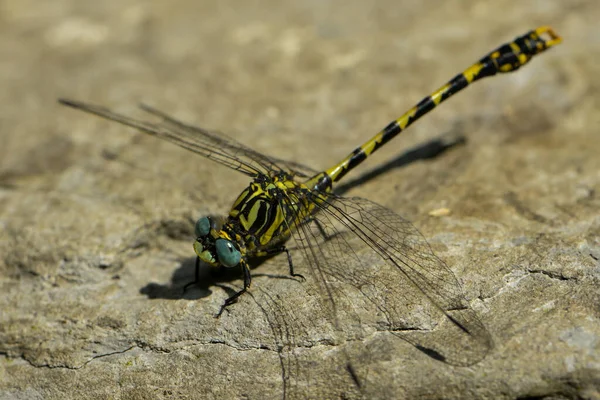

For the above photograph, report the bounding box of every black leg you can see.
[282,246,305,281]
[183,256,201,293]
[216,260,252,318]
[262,245,305,281]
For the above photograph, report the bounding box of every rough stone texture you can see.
[1,0,599,399]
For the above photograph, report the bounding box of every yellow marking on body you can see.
[273,181,287,190]
[260,204,285,245]
[536,42,544,52]
[463,63,484,83]
[518,53,528,65]
[325,162,348,183]
[245,200,264,231]
[397,106,417,129]
[509,42,520,53]
[230,186,253,217]
[281,180,297,190]
[360,132,382,156]
[219,230,234,241]
[430,84,449,105]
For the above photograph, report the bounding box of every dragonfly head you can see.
[193,216,241,268]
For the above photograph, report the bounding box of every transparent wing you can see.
[249,287,362,400]
[58,99,317,178]
[285,191,492,368]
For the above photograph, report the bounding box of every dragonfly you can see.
[59,27,561,372]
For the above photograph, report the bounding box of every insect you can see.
[59,27,561,368]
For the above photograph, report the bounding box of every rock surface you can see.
[1,1,599,399]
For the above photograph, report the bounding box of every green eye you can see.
[215,239,241,268]
[195,217,211,237]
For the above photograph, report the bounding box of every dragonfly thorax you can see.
[227,174,309,250]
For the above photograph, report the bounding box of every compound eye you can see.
[215,239,241,268]
[195,217,211,237]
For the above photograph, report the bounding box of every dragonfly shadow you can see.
[139,256,210,300]
[139,254,299,301]
[334,131,466,196]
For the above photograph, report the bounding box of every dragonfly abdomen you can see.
[323,26,561,184]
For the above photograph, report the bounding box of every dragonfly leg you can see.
[216,260,252,318]
[260,245,306,281]
[182,256,201,293]
[282,246,305,281]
